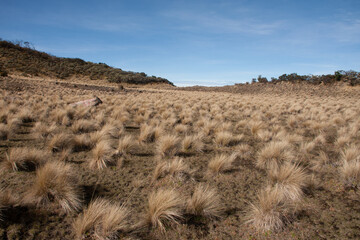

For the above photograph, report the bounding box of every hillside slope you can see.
[0,40,173,85]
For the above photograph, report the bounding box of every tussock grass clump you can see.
[89,140,116,170]
[0,123,9,140]
[257,130,273,142]
[341,144,360,162]
[32,122,57,139]
[186,184,222,219]
[256,141,293,170]
[23,161,82,213]
[340,159,360,187]
[0,188,19,221]
[1,147,49,171]
[100,123,124,139]
[71,119,99,134]
[201,120,218,137]
[146,189,184,232]
[249,121,264,136]
[181,134,204,153]
[153,157,190,182]
[311,151,329,171]
[174,124,188,134]
[7,117,22,132]
[246,186,289,232]
[17,109,35,123]
[138,124,156,143]
[214,131,242,147]
[73,198,129,240]
[48,133,75,152]
[269,163,308,201]
[117,135,137,156]
[73,134,93,152]
[156,135,180,158]
[208,153,238,175]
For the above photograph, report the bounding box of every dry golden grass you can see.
[186,184,223,219]
[246,186,288,232]
[23,161,82,213]
[341,144,360,162]
[256,141,293,170]
[2,80,360,238]
[89,140,116,170]
[207,153,238,175]
[174,124,188,134]
[153,157,190,182]
[214,131,242,147]
[138,124,156,143]
[73,198,129,240]
[268,163,308,202]
[0,123,9,140]
[249,120,264,136]
[117,135,137,156]
[0,188,19,221]
[181,134,204,153]
[156,134,180,158]
[146,189,183,232]
[31,122,57,139]
[17,109,35,123]
[73,134,93,152]
[1,147,49,171]
[48,133,75,152]
[71,119,99,133]
[340,159,360,187]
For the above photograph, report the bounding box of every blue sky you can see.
[1,0,359,86]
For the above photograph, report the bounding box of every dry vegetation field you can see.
[1,76,360,239]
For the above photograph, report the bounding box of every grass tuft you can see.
[146,189,183,232]
[23,161,82,213]
[186,184,223,219]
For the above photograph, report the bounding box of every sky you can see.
[0,0,359,86]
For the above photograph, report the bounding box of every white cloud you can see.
[163,10,284,35]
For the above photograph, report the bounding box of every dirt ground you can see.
[1,76,360,240]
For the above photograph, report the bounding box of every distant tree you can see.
[257,75,268,83]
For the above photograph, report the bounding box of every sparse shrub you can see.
[146,189,183,232]
[23,161,82,213]
[186,184,222,219]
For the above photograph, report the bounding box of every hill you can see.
[0,39,173,85]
